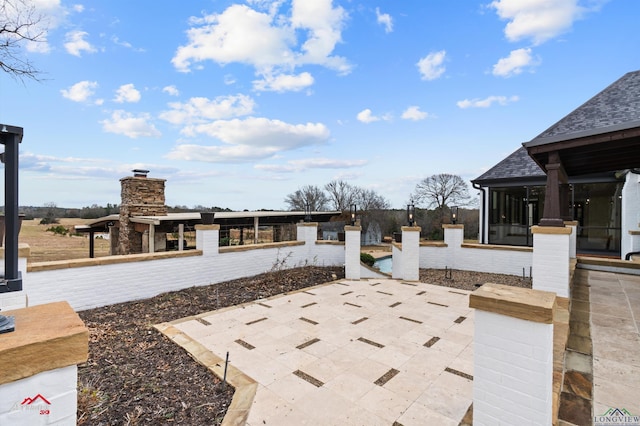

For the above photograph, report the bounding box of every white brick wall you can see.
[419,243,533,278]
[473,310,553,425]
[0,257,28,310]
[622,172,640,258]
[24,236,343,311]
[0,365,78,426]
[532,231,570,297]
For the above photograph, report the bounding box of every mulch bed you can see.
[77,266,526,425]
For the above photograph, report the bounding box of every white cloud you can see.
[290,0,350,72]
[401,106,428,121]
[168,117,330,163]
[171,1,350,92]
[60,80,99,103]
[253,72,314,92]
[64,30,97,56]
[255,157,368,173]
[492,48,537,77]
[162,85,180,96]
[490,0,585,45]
[159,94,255,126]
[23,0,68,53]
[357,108,391,123]
[376,8,393,33]
[457,95,520,109]
[101,110,161,138]
[113,83,141,103]
[72,4,84,13]
[417,50,446,81]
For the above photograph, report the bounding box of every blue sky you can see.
[0,0,638,210]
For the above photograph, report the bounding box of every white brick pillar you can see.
[0,302,88,425]
[391,243,402,280]
[195,224,220,257]
[470,284,556,425]
[344,225,361,280]
[564,221,578,259]
[401,226,421,281]
[0,244,29,311]
[532,225,571,298]
[442,224,464,270]
[296,222,318,244]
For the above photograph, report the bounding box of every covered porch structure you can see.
[75,211,341,257]
[525,71,640,260]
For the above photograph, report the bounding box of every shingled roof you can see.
[472,146,545,185]
[527,70,640,147]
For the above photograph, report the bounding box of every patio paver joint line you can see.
[358,337,385,348]
[245,317,268,325]
[293,369,324,387]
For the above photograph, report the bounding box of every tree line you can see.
[283,174,478,239]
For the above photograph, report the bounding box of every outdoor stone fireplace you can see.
[113,170,168,255]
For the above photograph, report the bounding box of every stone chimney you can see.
[117,170,167,254]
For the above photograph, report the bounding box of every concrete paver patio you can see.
[159,278,474,425]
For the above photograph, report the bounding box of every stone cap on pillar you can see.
[442,224,464,229]
[531,225,571,235]
[195,224,220,231]
[469,283,556,324]
[297,222,318,227]
[0,301,88,385]
[344,225,362,231]
[401,226,421,232]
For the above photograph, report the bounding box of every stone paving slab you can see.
[160,278,474,425]
[590,271,640,420]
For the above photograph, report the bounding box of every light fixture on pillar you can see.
[407,203,415,226]
[350,204,357,226]
[305,203,311,222]
[451,206,459,224]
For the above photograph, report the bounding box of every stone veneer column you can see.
[118,175,167,255]
[196,224,220,257]
[0,244,30,311]
[400,226,421,281]
[470,284,556,425]
[344,225,361,280]
[532,225,572,298]
[0,302,88,425]
[564,220,578,259]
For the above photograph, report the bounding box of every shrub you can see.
[46,225,68,236]
[360,252,375,267]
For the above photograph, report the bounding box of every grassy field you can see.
[18,218,111,263]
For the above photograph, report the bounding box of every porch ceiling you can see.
[526,127,640,177]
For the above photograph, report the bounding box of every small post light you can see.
[451,206,459,224]
[350,204,357,226]
[407,203,415,226]
[304,202,312,222]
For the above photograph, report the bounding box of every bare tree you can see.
[284,185,329,211]
[412,173,470,210]
[324,180,356,211]
[1,0,46,80]
[354,187,390,211]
